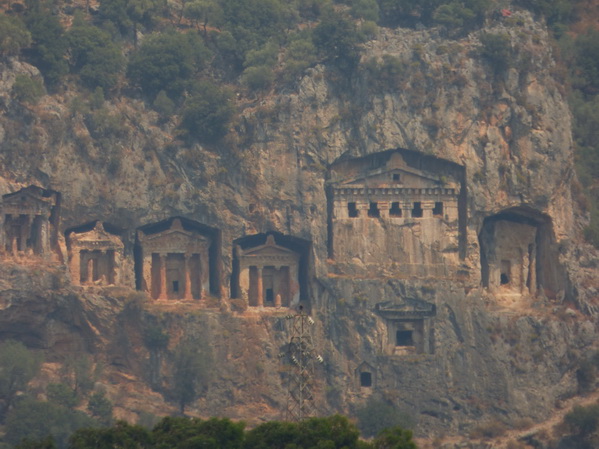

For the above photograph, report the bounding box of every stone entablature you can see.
[138,218,211,300]
[1,186,58,257]
[334,187,457,197]
[236,235,300,308]
[67,222,124,286]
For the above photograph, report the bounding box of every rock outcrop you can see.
[0,7,597,441]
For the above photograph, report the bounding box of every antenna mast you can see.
[283,306,322,421]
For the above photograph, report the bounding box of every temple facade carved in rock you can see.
[137,218,212,300]
[328,150,466,278]
[67,221,124,286]
[234,234,301,307]
[1,186,60,258]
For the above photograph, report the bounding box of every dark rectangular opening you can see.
[392,173,401,182]
[265,288,274,304]
[368,202,380,218]
[172,281,179,292]
[360,372,372,387]
[390,202,402,217]
[396,330,414,347]
[500,260,511,285]
[433,202,443,217]
[348,202,358,218]
[411,202,423,218]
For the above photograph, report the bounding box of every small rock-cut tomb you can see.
[479,207,564,298]
[67,221,124,286]
[376,299,436,355]
[137,218,211,300]
[1,186,59,257]
[235,235,300,307]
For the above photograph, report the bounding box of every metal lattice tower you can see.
[282,307,321,421]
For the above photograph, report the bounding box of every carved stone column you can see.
[87,257,94,284]
[159,253,167,300]
[20,215,30,252]
[70,250,81,286]
[184,254,193,300]
[422,202,435,218]
[256,266,264,307]
[198,254,204,299]
[378,201,390,219]
[356,201,369,217]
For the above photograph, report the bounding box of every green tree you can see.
[151,416,245,449]
[283,36,317,82]
[377,0,442,27]
[169,339,212,414]
[12,75,45,104]
[144,324,169,388]
[313,10,362,72]
[373,426,417,449]
[242,66,274,91]
[0,13,31,57]
[14,436,57,449]
[47,383,79,409]
[99,0,166,44]
[298,415,361,449]
[5,398,96,449]
[24,2,68,86]
[87,391,113,426]
[350,0,379,22]
[479,32,512,73]
[180,80,234,143]
[62,356,95,396]
[184,0,224,34]
[152,90,175,119]
[127,31,209,99]
[69,421,151,449]
[244,420,301,449]
[356,397,413,438]
[66,20,124,90]
[0,340,41,419]
[218,0,289,67]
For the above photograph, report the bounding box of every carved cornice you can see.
[375,299,436,319]
[333,187,457,198]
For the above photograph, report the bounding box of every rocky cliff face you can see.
[0,7,598,444]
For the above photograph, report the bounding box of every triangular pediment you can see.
[140,218,209,242]
[3,189,54,209]
[70,222,123,249]
[241,235,299,258]
[340,167,441,188]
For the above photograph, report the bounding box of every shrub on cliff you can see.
[127,31,210,100]
[0,13,31,57]
[313,10,362,72]
[0,340,41,420]
[66,19,124,91]
[23,2,68,87]
[5,398,96,449]
[356,397,414,438]
[12,75,45,105]
[169,338,213,414]
[479,32,512,73]
[180,81,234,143]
